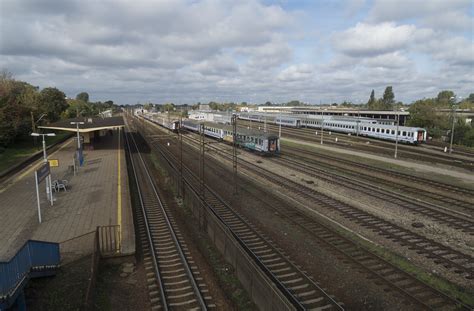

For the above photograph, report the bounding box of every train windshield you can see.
[268,138,278,152]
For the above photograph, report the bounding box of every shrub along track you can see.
[131,114,345,310]
[124,124,212,310]
[281,146,474,215]
[141,117,472,309]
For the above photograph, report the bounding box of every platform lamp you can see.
[70,121,85,149]
[31,132,56,204]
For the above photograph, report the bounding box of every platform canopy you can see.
[38,116,124,133]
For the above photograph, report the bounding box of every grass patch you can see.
[25,255,91,310]
[0,132,70,173]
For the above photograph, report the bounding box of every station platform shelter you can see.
[0,116,134,264]
[39,116,125,149]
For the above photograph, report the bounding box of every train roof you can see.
[184,119,278,139]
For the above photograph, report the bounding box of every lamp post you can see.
[70,121,85,149]
[31,132,56,205]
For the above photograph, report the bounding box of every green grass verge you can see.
[0,132,70,173]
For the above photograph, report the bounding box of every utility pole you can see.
[278,111,282,138]
[232,114,238,195]
[394,110,399,159]
[320,118,324,144]
[179,115,183,197]
[199,123,205,200]
[449,96,459,154]
[31,111,37,146]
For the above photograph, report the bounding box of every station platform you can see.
[0,130,135,262]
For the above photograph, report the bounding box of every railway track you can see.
[124,126,212,310]
[152,127,473,309]
[177,134,474,282]
[135,117,346,310]
[283,146,474,213]
[261,124,474,171]
[273,155,474,233]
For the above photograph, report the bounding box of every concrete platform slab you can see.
[0,129,135,262]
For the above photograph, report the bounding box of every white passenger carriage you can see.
[144,113,180,131]
[301,116,426,144]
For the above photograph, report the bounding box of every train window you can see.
[376,128,380,133]
[381,129,385,133]
[402,131,406,136]
[391,130,395,135]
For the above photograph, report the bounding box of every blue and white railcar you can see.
[301,116,427,144]
[275,116,301,128]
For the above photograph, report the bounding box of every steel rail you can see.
[123,126,169,310]
[128,129,208,310]
[137,115,344,310]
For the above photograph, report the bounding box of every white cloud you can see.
[0,0,472,104]
[368,0,472,31]
[277,64,313,82]
[333,22,416,57]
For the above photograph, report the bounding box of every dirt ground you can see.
[93,256,150,311]
[25,255,91,311]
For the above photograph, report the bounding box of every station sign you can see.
[36,162,50,184]
[48,159,59,167]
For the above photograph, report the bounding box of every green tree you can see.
[436,90,455,107]
[76,92,89,103]
[407,98,448,138]
[381,86,395,110]
[39,87,68,122]
[0,72,41,147]
[467,93,474,103]
[367,89,376,109]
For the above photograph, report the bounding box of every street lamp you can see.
[31,132,56,205]
[70,121,85,149]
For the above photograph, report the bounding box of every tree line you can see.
[0,71,118,150]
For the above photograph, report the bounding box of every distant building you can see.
[199,103,211,111]
[99,109,113,118]
[133,107,149,116]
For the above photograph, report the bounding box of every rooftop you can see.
[39,116,124,133]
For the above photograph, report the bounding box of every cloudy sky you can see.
[0,0,472,105]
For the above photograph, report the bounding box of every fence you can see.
[83,225,121,309]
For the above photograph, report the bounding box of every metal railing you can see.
[0,240,60,309]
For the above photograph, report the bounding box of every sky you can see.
[0,0,473,105]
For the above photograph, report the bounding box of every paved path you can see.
[0,130,134,262]
[283,138,474,183]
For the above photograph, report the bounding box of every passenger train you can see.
[142,113,180,131]
[238,113,426,144]
[181,119,280,155]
